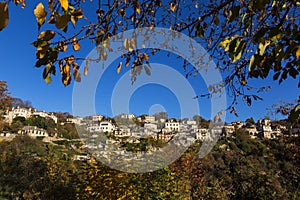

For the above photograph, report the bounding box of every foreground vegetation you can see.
[0,130,299,200]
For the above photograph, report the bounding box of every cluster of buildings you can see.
[4,106,58,124]
[1,107,299,142]
[76,114,297,142]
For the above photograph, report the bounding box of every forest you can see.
[0,129,299,199]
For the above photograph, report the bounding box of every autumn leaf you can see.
[295,44,300,58]
[0,2,9,31]
[43,64,55,84]
[34,2,47,30]
[73,8,84,18]
[62,63,71,86]
[84,65,89,76]
[124,38,130,51]
[117,62,122,74]
[73,37,80,51]
[144,53,149,61]
[38,30,55,41]
[56,14,70,32]
[144,65,151,76]
[170,3,176,12]
[219,38,230,51]
[84,59,90,76]
[59,0,69,11]
[136,2,141,15]
[73,68,81,82]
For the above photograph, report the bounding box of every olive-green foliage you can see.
[0,130,299,199]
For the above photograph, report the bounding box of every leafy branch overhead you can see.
[0,0,299,119]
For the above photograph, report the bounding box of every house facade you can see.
[19,126,49,138]
[5,107,58,124]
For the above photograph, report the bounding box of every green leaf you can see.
[0,2,9,31]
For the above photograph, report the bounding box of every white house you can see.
[223,124,235,135]
[114,126,131,137]
[144,115,156,123]
[120,114,135,120]
[182,120,197,125]
[232,121,245,129]
[258,119,272,132]
[19,126,49,138]
[195,128,211,141]
[158,130,174,142]
[5,107,58,124]
[5,107,32,123]
[144,123,158,133]
[87,120,116,133]
[32,111,58,123]
[66,117,83,125]
[165,119,180,132]
[245,125,258,139]
[92,115,104,122]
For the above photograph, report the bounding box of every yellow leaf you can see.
[73,37,80,51]
[136,2,141,15]
[100,51,107,60]
[38,30,55,41]
[295,45,300,58]
[144,53,149,61]
[241,79,247,86]
[124,38,130,50]
[84,65,89,76]
[103,39,110,50]
[73,8,84,18]
[34,3,47,29]
[59,0,69,11]
[170,3,176,12]
[219,38,230,51]
[63,45,68,52]
[62,63,71,86]
[70,16,78,27]
[0,2,9,31]
[117,62,122,74]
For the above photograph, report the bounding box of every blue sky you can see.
[0,2,298,123]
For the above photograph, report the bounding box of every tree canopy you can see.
[0,81,12,112]
[0,0,299,120]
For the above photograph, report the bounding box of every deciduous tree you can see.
[0,0,299,117]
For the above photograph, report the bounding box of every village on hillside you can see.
[1,106,299,144]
